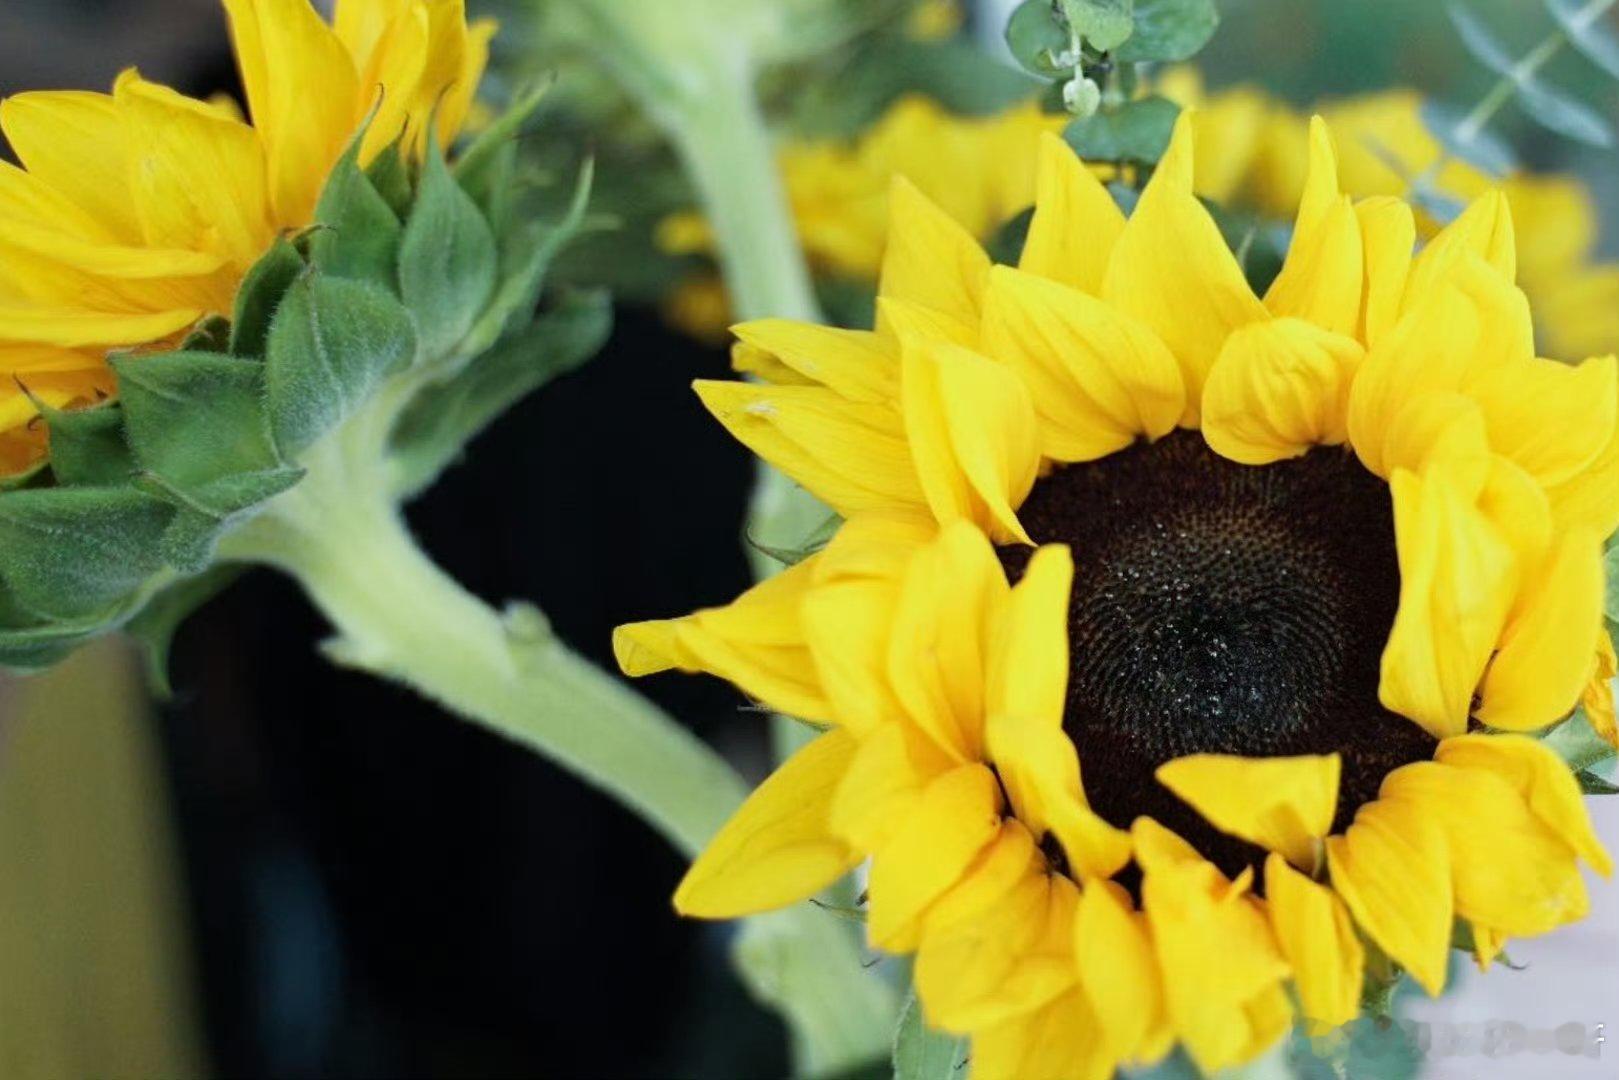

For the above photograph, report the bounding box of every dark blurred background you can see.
[1,1,1615,1078]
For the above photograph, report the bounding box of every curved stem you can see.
[222,422,748,858]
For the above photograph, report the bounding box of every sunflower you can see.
[658,94,1061,338]
[0,0,493,474]
[616,114,1617,1076]
[1161,70,1619,363]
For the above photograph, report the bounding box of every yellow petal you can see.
[878,294,978,350]
[1465,354,1619,490]
[885,521,1007,762]
[222,0,361,225]
[980,265,1183,462]
[1376,393,1491,500]
[970,987,1116,1080]
[921,819,1042,938]
[1382,762,1589,938]
[112,71,275,271]
[877,176,990,333]
[1265,854,1364,1033]
[1476,453,1551,567]
[1356,196,1415,347]
[732,319,899,403]
[1101,112,1268,424]
[1201,318,1362,464]
[901,339,1039,544]
[1435,733,1612,877]
[801,579,902,736]
[0,306,200,349]
[674,728,860,918]
[1380,467,1517,739]
[0,90,139,242]
[1156,753,1340,870]
[829,720,947,853]
[917,860,1080,1031]
[1324,795,1452,996]
[986,542,1071,727]
[1264,117,1364,335]
[694,379,925,517]
[989,713,1132,879]
[814,509,939,584]
[1019,132,1125,295]
[866,762,1003,949]
[333,0,409,64]
[1476,529,1603,732]
[612,557,831,722]
[1074,882,1167,1066]
[1546,406,1619,539]
[1581,633,1619,751]
[1348,257,1533,478]
[1404,190,1517,312]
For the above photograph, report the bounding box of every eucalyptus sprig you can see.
[1005,0,1218,174]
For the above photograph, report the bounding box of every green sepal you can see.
[746,510,842,568]
[40,400,134,487]
[0,486,174,622]
[1542,708,1618,775]
[1115,0,1217,62]
[231,239,307,358]
[1005,0,1072,78]
[455,82,550,229]
[0,460,49,492]
[310,131,403,287]
[891,989,966,1080]
[137,466,304,573]
[125,564,241,699]
[0,604,136,672]
[112,350,284,505]
[365,140,416,220]
[1064,95,1180,164]
[390,289,611,497]
[264,273,418,457]
[179,314,232,353]
[398,134,499,362]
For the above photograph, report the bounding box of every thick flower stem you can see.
[221,420,747,859]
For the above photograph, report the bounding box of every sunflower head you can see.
[0,0,493,474]
[617,111,1618,1076]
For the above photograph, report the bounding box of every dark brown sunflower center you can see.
[996,430,1436,879]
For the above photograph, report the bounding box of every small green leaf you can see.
[1547,0,1619,80]
[125,564,241,698]
[1115,0,1218,61]
[1062,0,1134,52]
[390,290,611,497]
[1065,95,1180,163]
[41,400,134,487]
[179,315,231,353]
[1603,542,1619,623]
[891,989,966,1080]
[398,136,499,362]
[747,511,843,568]
[231,239,306,358]
[0,486,173,621]
[310,133,403,287]
[113,351,283,508]
[1005,0,1072,78]
[455,82,550,227]
[1541,709,1618,774]
[1419,99,1516,176]
[0,606,127,672]
[264,273,418,457]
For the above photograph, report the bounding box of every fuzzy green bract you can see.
[0,95,609,677]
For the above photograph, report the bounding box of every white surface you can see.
[1402,796,1618,1078]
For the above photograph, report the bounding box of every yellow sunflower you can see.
[659,94,1062,339]
[1163,70,1619,363]
[616,114,1617,1076]
[0,0,493,474]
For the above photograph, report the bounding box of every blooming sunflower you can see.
[616,114,1617,1076]
[0,0,492,473]
[1162,70,1619,363]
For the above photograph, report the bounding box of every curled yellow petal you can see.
[1265,854,1364,1034]
[877,175,990,333]
[1075,882,1168,1066]
[970,987,1115,1080]
[1156,753,1341,870]
[1324,795,1452,996]
[1581,633,1619,751]
[674,728,860,918]
[980,265,1184,462]
[1263,117,1364,336]
[1380,467,1517,739]
[1476,528,1603,732]
[1355,196,1415,348]
[731,319,898,404]
[1404,189,1517,312]
[1201,318,1362,465]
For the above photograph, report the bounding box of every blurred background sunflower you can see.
[2,1,1616,1077]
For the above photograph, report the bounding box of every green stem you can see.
[221,411,748,858]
